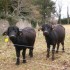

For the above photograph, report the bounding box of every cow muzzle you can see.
[10,35,15,37]
[9,35,16,38]
[9,31,16,38]
[43,31,49,35]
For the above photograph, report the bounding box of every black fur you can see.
[41,24,65,60]
[3,26,36,65]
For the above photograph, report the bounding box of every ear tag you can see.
[5,37,9,43]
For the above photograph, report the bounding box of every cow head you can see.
[41,24,53,36]
[3,26,22,38]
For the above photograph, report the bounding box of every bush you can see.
[6,15,19,26]
[31,20,37,28]
[61,18,70,24]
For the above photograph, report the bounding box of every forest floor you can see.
[0,25,70,70]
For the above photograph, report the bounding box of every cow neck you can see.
[45,30,53,40]
[10,37,17,44]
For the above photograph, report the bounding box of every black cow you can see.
[40,24,65,60]
[3,26,36,65]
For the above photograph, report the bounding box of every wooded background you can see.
[0,0,69,27]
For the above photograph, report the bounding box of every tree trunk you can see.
[67,6,69,24]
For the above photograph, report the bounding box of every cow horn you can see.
[38,27,42,31]
[51,25,55,30]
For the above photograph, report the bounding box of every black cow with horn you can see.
[39,24,65,60]
[3,26,36,65]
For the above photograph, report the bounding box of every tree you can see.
[0,0,3,13]
[33,0,55,24]
[67,6,69,24]
[58,4,62,24]
[0,0,55,26]
[0,0,13,18]
[55,0,62,24]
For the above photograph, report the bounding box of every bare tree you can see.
[67,6,69,24]
[58,4,62,24]
[55,0,62,24]
[2,0,10,16]
[12,0,22,16]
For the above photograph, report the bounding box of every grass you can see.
[0,25,70,70]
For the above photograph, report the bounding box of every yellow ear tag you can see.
[5,38,9,43]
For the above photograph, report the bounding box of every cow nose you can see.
[44,31,48,33]
[43,31,49,35]
[9,35,16,38]
[44,31,49,34]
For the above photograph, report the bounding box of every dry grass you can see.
[0,25,70,70]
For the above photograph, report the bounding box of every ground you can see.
[0,25,70,70]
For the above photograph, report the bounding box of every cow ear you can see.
[2,31,7,36]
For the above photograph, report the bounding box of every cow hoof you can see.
[62,50,65,53]
[52,58,54,61]
[56,51,58,53]
[23,60,26,63]
[16,62,20,65]
[30,55,33,58]
[47,55,50,58]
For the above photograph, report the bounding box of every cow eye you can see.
[42,28,44,31]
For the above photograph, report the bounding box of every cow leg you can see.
[29,48,33,57]
[61,42,65,52]
[52,45,55,60]
[22,48,26,63]
[56,43,60,53]
[47,45,50,58]
[15,48,20,65]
